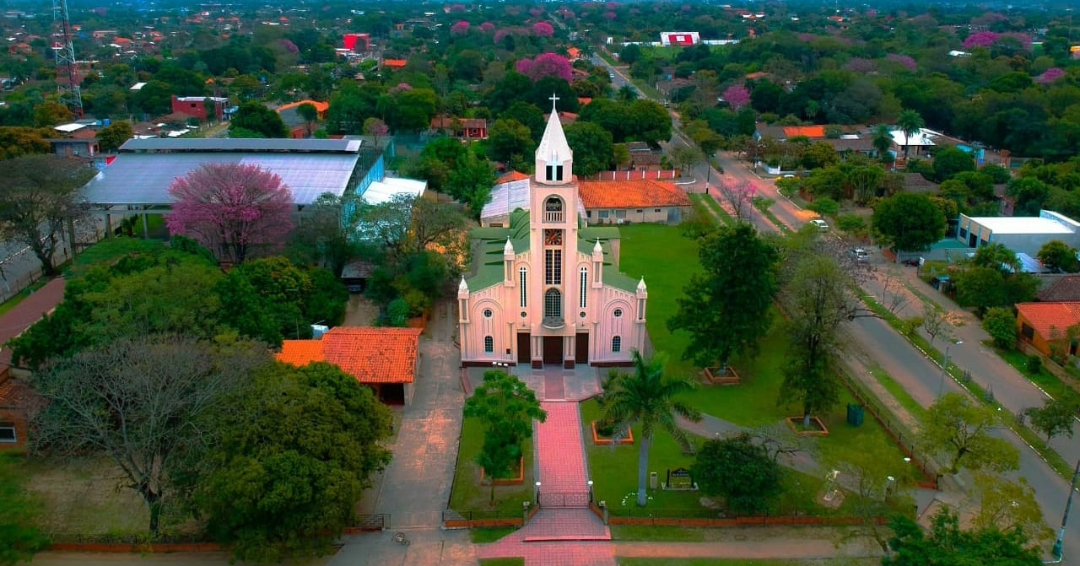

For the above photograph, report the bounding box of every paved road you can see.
[589,55,1080,560]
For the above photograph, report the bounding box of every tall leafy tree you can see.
[564,121,614,177]
[871,123,894,160]
[669,223,779,372]
[602,351,702,507]
[166,163,295,264]
[463,371,546,503]
[872,192,946,252]
[229,101,289,138]
[30,336,270,534]
[1037,240,1080,273]
[0,155,94,276]
[884,509,1042,566]
[691,433,782,514]
[194,362,393,563]
[488,119,535,164]
[919,393,1020,474]
[95,120,134,152]
[1024,397,1076,442]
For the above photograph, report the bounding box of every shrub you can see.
[902,316,924,337]
[982,307,1017,349]
[1026,355,1042,375]
[836,214,867,234]
[807,197,840,217]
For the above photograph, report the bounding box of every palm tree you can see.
[870,124,894,161]
[896,110,925,160]
[603,350,702,507]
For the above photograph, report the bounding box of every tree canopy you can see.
[872,192,947,252]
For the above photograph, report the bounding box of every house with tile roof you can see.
[579,179,691,225]
[459,97,648,368]
[1037,276,1080,302]
[1015,302,1080,357]
[430,116,487,141]
[277,326,422,405]
[0,375,34,452]
[277,99,329,139]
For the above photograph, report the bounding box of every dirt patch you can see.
[343,294,379,327]
[23,457,150,536]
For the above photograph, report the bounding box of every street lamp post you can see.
[535,481,542,506]
[1049,460,1080,563]
[939,340,963,397]
[587,480,594,504]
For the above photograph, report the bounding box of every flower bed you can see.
[702,366,740,385]
[785,416,829,436]
[480,457,524,486]
[591,421,634,445]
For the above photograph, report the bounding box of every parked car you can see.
[852,248,870,262]
[902,258,920,267]
[809,219,829,231]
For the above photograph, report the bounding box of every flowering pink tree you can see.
[494,27,527,45]
[722,85,750,111]
[532,21,554,37]
[886,54,917,72]
[480,21,495,32]
[963,31,999,49]
[363,117,389,147]
[719,179,757,219]
[515,53,572,82]
[1037,68,1066,85]
[604,10,617,20]
[450,20,470,36]
[529,7,544,17]
[166,163,294,264]
[277,39,298,54]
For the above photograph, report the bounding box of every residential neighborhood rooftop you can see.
[277,327,423,384]
[1015,302,1080,337]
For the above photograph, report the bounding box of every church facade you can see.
[458,99,648,368]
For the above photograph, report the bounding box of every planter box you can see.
[702,366,740,385]
[785,416,829,436]
[591,421,634,445]
[480,457,524,485]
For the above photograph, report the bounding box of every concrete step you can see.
[523,534,611,543]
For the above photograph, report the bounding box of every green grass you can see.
[996,347,1080,407]
[691,193,733,225]
[480,559,524,566]
[470,527,517,544]
[618,224,702,377]
[448,416,535,517]
[868,366,928,421]
[582,399,859,518]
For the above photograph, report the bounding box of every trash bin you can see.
[846,403,864,426]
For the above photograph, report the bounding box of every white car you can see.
[810,219,829,231]
[853,248,870,261]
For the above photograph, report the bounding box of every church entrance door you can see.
[517,333,531,364]
[575,333,589,364]
[542,336,563,365]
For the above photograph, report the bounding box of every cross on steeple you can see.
[549,93,559,111]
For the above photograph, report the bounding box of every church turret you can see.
[592,239,604,288]
[534,94,573,187]
[636,277,648,323]
[458,276,470,324]
[503,237,515,283]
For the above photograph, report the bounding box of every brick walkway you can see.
[536,402,590,498]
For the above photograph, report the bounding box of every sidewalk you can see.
[861,260,1080,466]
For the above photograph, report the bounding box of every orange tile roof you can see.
[782,125,826,138]
[277,99,330,114]
[276,327,422,384]
[567,47,581,59]
[383,59,408,68]
[498,170,530,183]
[1016,302,1080,338]
[579,179,692,209]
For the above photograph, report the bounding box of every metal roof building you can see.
[81,138,367,207]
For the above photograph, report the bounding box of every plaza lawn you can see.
[480,560,524,566]
[581,400,850,517]
[617,224,702,377]
[449,416,535,517]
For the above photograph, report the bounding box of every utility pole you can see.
[1049,459,1080,563]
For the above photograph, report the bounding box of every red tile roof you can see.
[277,327,422,384]
[498,170,530,183]
[277,99,330,114]
[383,59,408,68]
[782,125,826,138]
[1016,302,1080,338]
[579,179,692,209]
[1038,276,1080,302]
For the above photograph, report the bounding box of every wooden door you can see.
[575,333,589,364]
[543,336,563,365]
[517,333,531,364]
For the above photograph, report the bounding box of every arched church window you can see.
[544,288,562,319]
[612,336,622,353]
[484,336,494,353]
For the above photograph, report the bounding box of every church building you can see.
[458,97,649,368]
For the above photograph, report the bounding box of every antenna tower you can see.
[52,0,83,117]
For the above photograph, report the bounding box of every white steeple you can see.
[534,93,573,186]
[503,236,515,256]
[593,239,603,256]
[458,276,469,298]
[636,277,648,295]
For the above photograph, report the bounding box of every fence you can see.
[0,217,108,304]
[590,169,679,181]
[443,508,527,529]
[599,505,886,528]
[538,491,590,508]
[348,514,390,531]
[835,360,940,489]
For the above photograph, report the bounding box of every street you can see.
[591,51,1080,561]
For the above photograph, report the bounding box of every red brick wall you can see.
[0,406,28,452]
